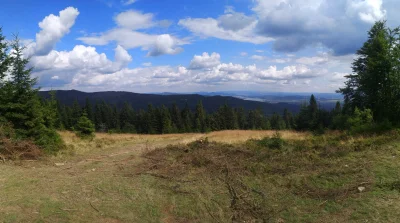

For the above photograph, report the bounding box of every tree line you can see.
[55,95,346,134]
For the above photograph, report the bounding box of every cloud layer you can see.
[179,0,388,55]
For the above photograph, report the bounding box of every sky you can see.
[0,0,399,93]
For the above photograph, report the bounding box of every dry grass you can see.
[204,130,309,143]
[0,130,400,222]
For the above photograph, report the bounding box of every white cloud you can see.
[240,52,248,56]
[217,11,255,31]
[347,0,386,23]
[251,55,265,60]
[178,17,272,44]
[31,44,132,83]
[78,10,186,57]
[296,55,329,65]
[122,0,136,5]
[189,52,221,69]
[114,10,155,30]
[256,65,318,80]
[142,62,152,67]
[147,34,184,57]
[179,0,389,55]
[34,7,79,56]
[51,76,59,80]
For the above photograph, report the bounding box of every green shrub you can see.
[258,132,285,150]
[35,128,65,154]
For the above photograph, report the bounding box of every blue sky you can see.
[1,0,398,93]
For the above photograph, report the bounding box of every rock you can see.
[91,168,96,172]
[54,163,65,166]
[358,186,366,192]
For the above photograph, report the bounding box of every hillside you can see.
[39,90,300,115]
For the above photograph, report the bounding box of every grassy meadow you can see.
[1,130,400,222]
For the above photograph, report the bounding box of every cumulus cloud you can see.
[147,34,184,57]
[189,52,221,69]
[78,10,186,56]
[31,44,132,85]
[33,7,79,56]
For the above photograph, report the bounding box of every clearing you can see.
[1,130,400,222]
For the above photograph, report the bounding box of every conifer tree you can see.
[160,105,173,134]
[170,103,182,132]
[84,98,94,122]
[181,103,193,132]
[75,112,95,139]
[0,36,63,152]
[338,21,400,123]
[194,101,206,132]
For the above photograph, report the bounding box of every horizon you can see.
[1,0,398,93]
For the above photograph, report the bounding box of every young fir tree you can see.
[75,111,95,139]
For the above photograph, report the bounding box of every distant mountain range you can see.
[39,90,302,115]
[156,91,343,110]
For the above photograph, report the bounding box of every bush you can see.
[258,132,285,150]
[75,112,95,139]
[35,128,65,154]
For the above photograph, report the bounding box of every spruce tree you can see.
[84,98,94,122]
[0,36,63,152]
[338,21,400,123]
[194,101,206,132]
[75,112,95,139]
[181,103,193,132]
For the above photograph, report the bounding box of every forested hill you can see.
[39,90,300,115]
